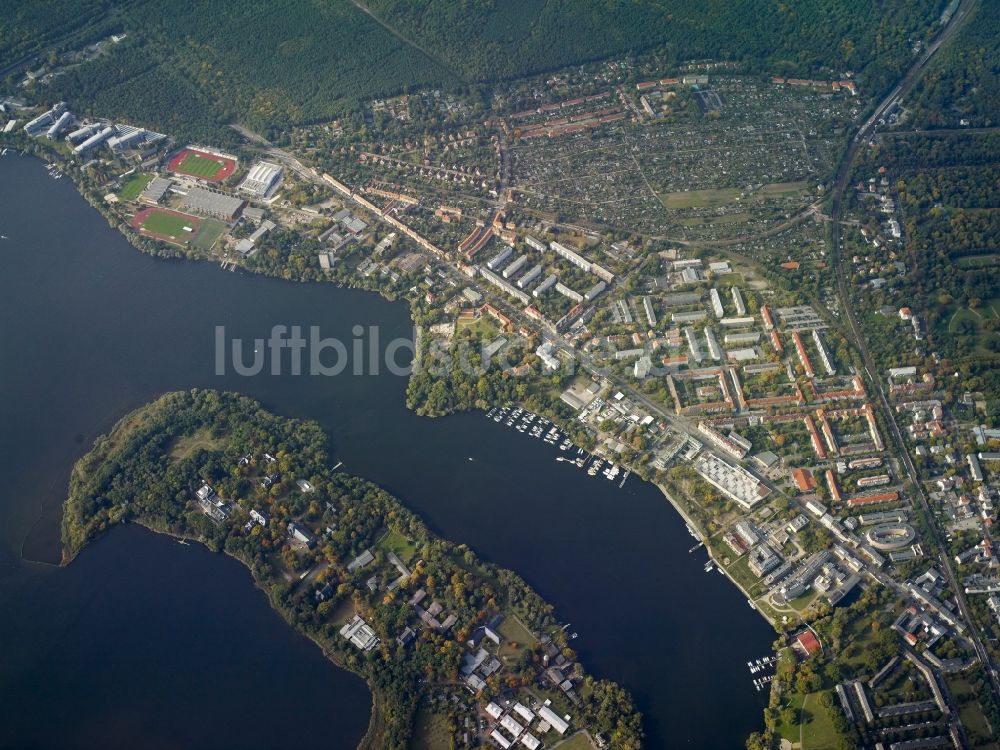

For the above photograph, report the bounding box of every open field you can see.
[800,691,842,750]
[946,676,1000,749]
[190,218,227,253]
[762,181,810,197]
[774,690,805,743]
[409,702,452,750]
[117,172,151,201]
[663,188,741,209]
[550,732,595,750]
[377,528,417,564]
[167,428,226,462]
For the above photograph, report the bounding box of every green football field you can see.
[177,153,225,178]
[142,211,197,238]
[117,173,151,201]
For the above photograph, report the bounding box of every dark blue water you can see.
[0,153,773,748]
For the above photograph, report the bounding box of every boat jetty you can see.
[486,406,629,488]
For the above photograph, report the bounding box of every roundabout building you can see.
[865,523,916,551]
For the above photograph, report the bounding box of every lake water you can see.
[0,153,774,748]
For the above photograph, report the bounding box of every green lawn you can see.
[177,152,226,178]
[377,528,417,564]
[497,614,537,647]
[142,210,198,239]
[497,614,538,661]
[774,690,805,743]
[954,254,1000,269]
[723,554,767,597]
[191,218,227,253]
[118,172,151,201]
[800,691,842,750]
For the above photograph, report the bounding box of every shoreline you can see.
[15,144,772,746]
[656,482,777,630]
[64,517,385,749]
[57,390,646,748]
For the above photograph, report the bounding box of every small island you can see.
[62,389,643,750]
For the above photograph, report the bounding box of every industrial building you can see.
[66,122,101,144]
[524,235,547,253]
[693,452,770,509]
[107,127,146,153]
[238,161,283,197]
[479,266,530,305]
[139,177,173,205]
[709,288,724,318]
[643,296,657,327]
[178,186,245,220]
[704,326,722,361]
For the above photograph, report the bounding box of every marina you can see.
[746,655,778,690]
[486,406,630,488]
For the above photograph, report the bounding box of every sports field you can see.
[178,153,225,178]
[167,148,237,183]
[131,207,201,244]
[117,172,152,201]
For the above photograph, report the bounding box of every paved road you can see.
[825,0,1000,703]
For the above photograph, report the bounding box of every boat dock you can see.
[486,406,629,489]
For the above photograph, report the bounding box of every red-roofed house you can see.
[795,629,821,657]
[792,468,816,493]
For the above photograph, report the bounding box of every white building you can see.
[709,288,724,318]
[339,615,379,651]
[693,452,769,509]
[537,705,569,735]
[550,241,591,272]
[238,161,283,197]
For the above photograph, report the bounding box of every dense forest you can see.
[63,389,643,749]
[23,0,942,141]
[908,0,1000,128]
[0,0,119,64]
[365,0,940,93]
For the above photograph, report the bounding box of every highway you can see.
[825,0,1000,703]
